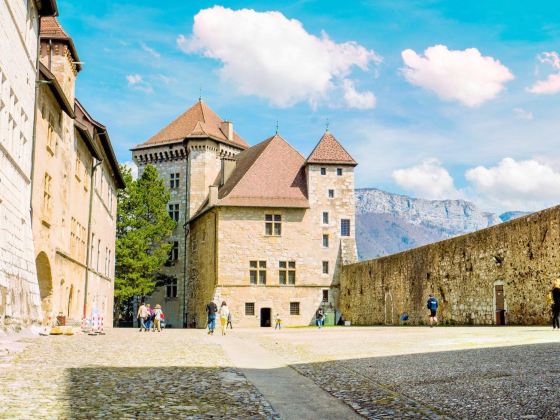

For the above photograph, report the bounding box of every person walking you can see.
[274,313,282,330]
[137,301,148,332]
[227,311,233,329]
[206,300,218,335]
[427,294,439,327]
[551,280,560,329]
[219,301,230,336]
[154,304,163,332]
[316,308,324,329]
[145,303,154,331]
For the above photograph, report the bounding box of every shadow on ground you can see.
[65,366,276,418]
[289,342,560,419]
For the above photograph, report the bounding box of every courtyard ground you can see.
[1,326,559,419]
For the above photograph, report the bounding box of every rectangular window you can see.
[265,214,282,236]
[250,260,266,285]
[290,302,300,315]
[322,234,329,248]
[337,168,343,176]
[43,173,52,212]
[322,211,329,224]
[322,290,329,302]
[168,241,179,262]
[341,219,351,237]
[46,115,55,154]
[245,302,255,316]
[168,203,180,222]
[166,278,178,298]
[279,261,296,285]
[322,261,329,274]
[328,189,335,198]
[170,173,180,189]
[320,167,326,175]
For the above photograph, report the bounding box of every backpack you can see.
[427,298,438,310]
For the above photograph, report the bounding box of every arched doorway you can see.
[35,252,53,318]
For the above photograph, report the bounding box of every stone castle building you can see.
[0,0,58,329]
[132,100,358,327]
[31,16,124,326]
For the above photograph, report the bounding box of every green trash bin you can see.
[323,310,335,326]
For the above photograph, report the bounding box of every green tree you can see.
[114,164,176,323]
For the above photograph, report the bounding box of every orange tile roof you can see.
[132,100,248,150]
[307,131,357,166]
[40,17,81,71]
[217,134,309,208]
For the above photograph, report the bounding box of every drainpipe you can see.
[182,148,190,327]
[83,157,102,318]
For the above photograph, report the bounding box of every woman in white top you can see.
[219,301,230,336]
[154,304,163,332]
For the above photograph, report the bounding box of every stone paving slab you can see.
[221,336,361,420]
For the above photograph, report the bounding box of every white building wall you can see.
[0,0,42,328]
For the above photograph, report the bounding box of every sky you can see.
[56,0,560,213]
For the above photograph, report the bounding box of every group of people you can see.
[206,301,233,335]
[137,302,165,332]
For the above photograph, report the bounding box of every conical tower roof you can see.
[132,100,248,150]
[307,131,357,166]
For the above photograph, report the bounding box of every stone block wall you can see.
[340,205,560,326]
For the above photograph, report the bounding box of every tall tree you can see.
[114,165,176,323]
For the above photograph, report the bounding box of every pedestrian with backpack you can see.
[206,300,218,335]
[427,294,438,327]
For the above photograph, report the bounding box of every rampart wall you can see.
[340,205,560,325]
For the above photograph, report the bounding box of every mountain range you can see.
[355,188,530,260]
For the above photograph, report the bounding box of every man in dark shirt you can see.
[206,301,218,335]
[552,281,560,329]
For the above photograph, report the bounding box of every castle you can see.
[132,100,358,327]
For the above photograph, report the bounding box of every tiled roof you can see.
[217,134,309,208]
[132,100,248,150]
[307,131,357,166]
[40,17,81,71]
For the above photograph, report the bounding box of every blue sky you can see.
[57,0,560,213]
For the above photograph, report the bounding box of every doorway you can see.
[260,307,271,327]
[495,285,505,325]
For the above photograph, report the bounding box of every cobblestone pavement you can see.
[253,326,560,419]
[0,329,277,419]
[2,326,560,419]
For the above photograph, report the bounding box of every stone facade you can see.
[30,16,123,327]
[0,1,56,330]
[340,205,560,326]
[187,140,358,328]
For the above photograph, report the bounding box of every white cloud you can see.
[401,45,514,107]
[126,74,142,85]
[513,107,533,120]
[342,79,376,109]
[178,6,380,108]
[126,74,153,94]
[140,42,160,58]
[528,51,560,94]
[122,161,138,180]
[392,158,462,199]
[465,158,560,209]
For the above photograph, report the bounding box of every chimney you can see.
[221,159,237,186]
[221,120,233,141]
[208,185,218,206]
